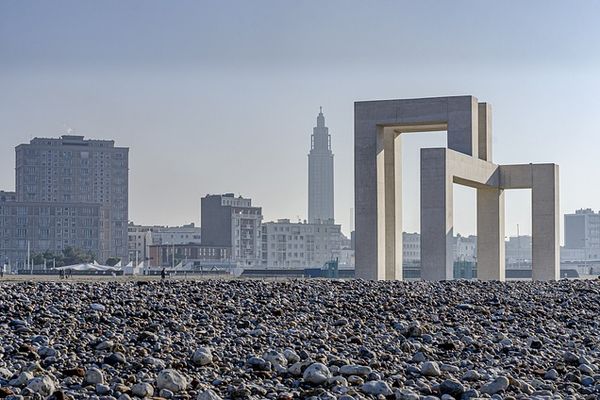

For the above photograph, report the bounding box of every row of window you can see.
[267,225,339,234]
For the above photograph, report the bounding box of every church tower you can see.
[308,107,334,223]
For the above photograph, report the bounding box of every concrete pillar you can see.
[354,116,378,280]
[376,129,402,280]
[532,164,560,280]
[477,187,505,280]
[393,132,403,280]
[421,148,454,280]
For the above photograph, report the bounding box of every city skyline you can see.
[2,1,600,238]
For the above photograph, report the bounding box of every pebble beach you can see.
[1,279,599,400]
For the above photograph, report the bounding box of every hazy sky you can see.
[2,1,600,239]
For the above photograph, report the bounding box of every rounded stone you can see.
[439,379,465,397]
[339,365,372,376]
[481,376,510,395]
[360,380,393,396]
[85,367,104,385]
[132,382,155,397]
[421,361,441,377]
[303,363,332,385]
[192,347,213,366]
[197,388,223,400]
[96,383,111,395]
[26,375,55,396]
[156,369,188,393]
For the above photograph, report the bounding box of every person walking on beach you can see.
[161,267,166,280]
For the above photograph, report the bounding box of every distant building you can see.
[454,235,477,262]
[150,223,202,246]
[308,108,334,223]
[564,208,600,249]
[338,248,355,268]
[402,232,421,266]
[0,191,17,202]
[0,135,127,267]
[261,219,342,269]
[128,222,202,263]
[505,235,532,266]
[201,193,262,267]
[127,224,156,263]
[14,135,129,262]
[0,199,100,270]
[148,243,231,267]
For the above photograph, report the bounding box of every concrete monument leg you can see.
[420,148,454,280]
[477,188,505,280]
[532,164,560,280]
[376,129,402,280]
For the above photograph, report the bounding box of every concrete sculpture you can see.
[354,96,559,281]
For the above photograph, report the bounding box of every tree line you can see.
[31,247,120,267]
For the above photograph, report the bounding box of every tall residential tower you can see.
[308,107,334,223]
[14,135,129,263]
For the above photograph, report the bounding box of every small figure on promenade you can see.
[161,268,166,280]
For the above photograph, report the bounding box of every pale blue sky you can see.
[1,1,599,238]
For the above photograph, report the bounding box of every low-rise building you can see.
[454,235,477,262]
[148,243,230,267]
[505,235,532,267]
[261,219,342,269]
[402,232,421,266]
[564,208,600,249]
[128,222,202,263]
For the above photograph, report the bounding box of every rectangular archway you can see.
[500,164,560,280]
[355,96,484,280]
[420,148,501,280]
[420,149,560,281]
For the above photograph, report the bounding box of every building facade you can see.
[127,224,159,263]
[201,193,262,267]
[564,209,600,249]
[454,235,477,262]
[128,222,202,263]
[0,197,101,270]
[261,219,342,269]
[308,108,334,223]
[14,135,128,262]
[505,235,532,266]
[0,191,17,203]
[148,243,231,267]
[402,232,421,266]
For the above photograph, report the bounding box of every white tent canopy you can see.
[53,262,122,272]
